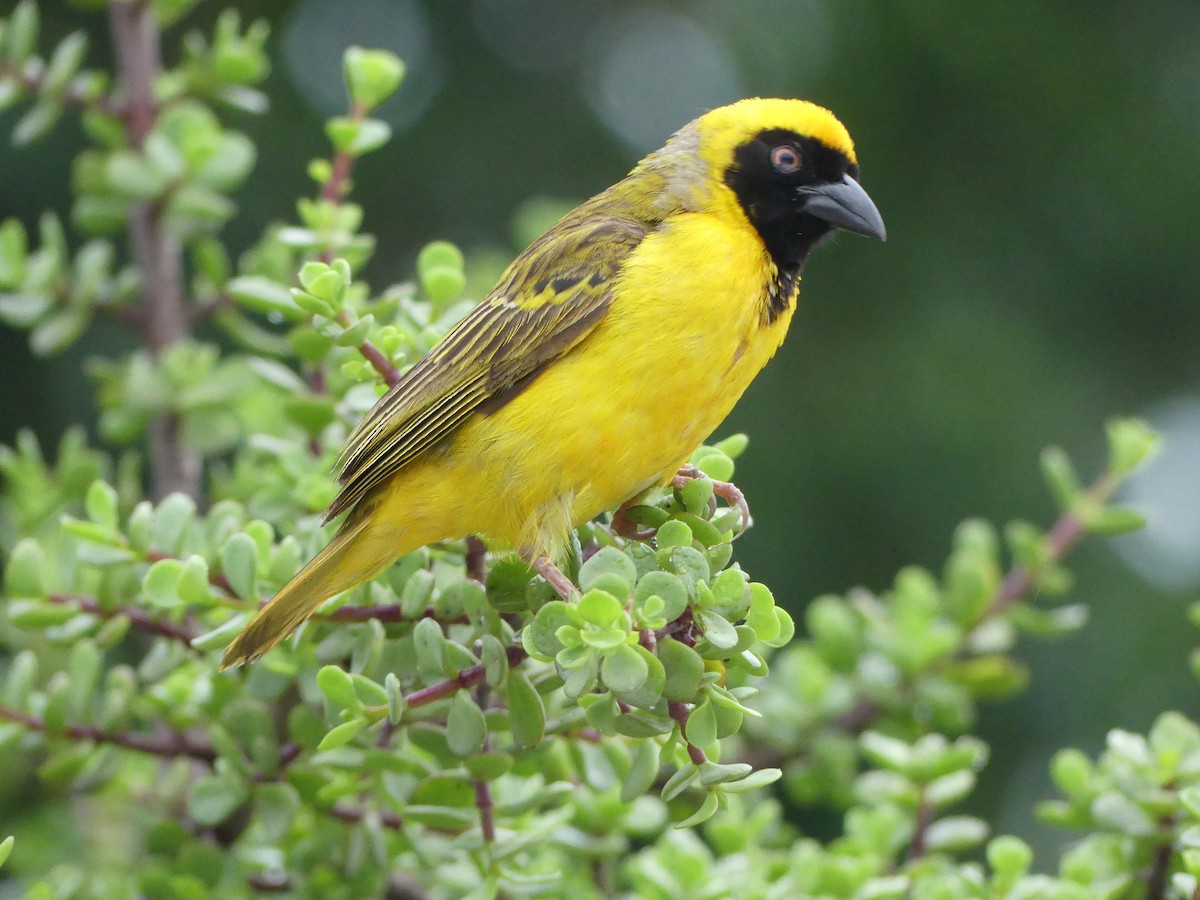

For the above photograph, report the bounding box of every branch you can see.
[47,592,198,644]
[334,309,401,387]
[472,682,497,845]
[0,57,123,118]
[668,700,707,766]
[404,646,527,711]
[108,1,200,501]
[974,475,1116,623]
[0,704,215,762]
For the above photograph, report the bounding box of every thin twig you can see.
[668,700,707,766]
[473,682,497,845]
[404,646,527,711]
[0,58,124,118]
[466,536,487,584]
[0,704,215,762]
[907,788,933,861]
[47,592,198,644]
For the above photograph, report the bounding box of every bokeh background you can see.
[2,0,1199,860]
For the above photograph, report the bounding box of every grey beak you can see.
[799,174,887,241]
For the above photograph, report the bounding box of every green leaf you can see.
[656,520,693,549]
[696,609,737,650]
[351,673,389,707]
[659,637,705,702]
[674,790,720,829]
[465,752,514,781]
[924,815,989,853]
[412,617,447,677]
[601,642,649,694]
[1105,417,1160,475]
[578,589,623,627]
[316,665,360,711]
[219,533,258,600]
[226,276,302,320]
[717,767,782,794]
[189,614,246,651]
[4,2,39,64]
[861,731,913,772]
[0,835,12,870]
[487,556,537,613]
[986,835,1033,878]
[85,479,118,530]
[188,775,247,826]
[712,433,749,459]
[30,308,88,355]
[579,546,637,597]
[1087,505,1147,535]
[105,150,169,199]
[348,118,391,155]
[506,670,544,748]
[1040,446,1080,512]
[685,697,717,748]
[4,538,46,598]
[343,47,406,110]
[661,763,699,802]
[255,782,300,843]
[143,558,184,609]
[635,571,689,622]
[692,448,734,482]
[150,493,196,554]
[0,292,49,327]
[446,692,487,756]
[523,600,580,660]
[385,672,405,725]
[318,716,368,751]
[621,739,660,803]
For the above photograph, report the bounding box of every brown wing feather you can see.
[325,208,649,522]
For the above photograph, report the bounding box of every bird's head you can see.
[654,98,886,271]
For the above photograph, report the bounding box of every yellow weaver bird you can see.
[220,97,885,669]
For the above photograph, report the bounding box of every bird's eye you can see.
[770,145,801,174]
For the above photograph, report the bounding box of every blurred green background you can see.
[2,0,1198,859]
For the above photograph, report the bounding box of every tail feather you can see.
[219,517,379,670]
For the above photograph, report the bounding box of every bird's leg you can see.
[532,554,578,601]
[672,463,752,538]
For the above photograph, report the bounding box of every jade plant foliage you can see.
[0,2,1196,898]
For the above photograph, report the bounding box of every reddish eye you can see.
[771,145,801,174]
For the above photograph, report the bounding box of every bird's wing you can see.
[325,212,649,521]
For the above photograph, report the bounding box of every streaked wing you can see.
[325,210,649,521]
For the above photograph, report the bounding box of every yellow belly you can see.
[371,211,796,559]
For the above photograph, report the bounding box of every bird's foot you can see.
[611,501,656,541]
[532,554,578,601]
[672,463,751,538]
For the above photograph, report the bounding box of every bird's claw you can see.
[672,464,751,538]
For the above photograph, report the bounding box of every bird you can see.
[220,97,885,669]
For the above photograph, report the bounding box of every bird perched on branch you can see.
[221,97,885,669]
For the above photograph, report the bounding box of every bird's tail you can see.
[219,516,382,670]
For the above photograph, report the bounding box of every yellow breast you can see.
[370,210,795,559]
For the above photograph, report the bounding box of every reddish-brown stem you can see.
[327,803,405,832]
[907,789,933,861]
[48,592,197,644]
[404,646,527,710]
[108,1,200,501]
[973,471,1118,627]
[0,703,215,762]
[145,549,238,597]
[466,535,487,584]
[668,700,707,766]
[472,683,497,845]
[0,58,123,117]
